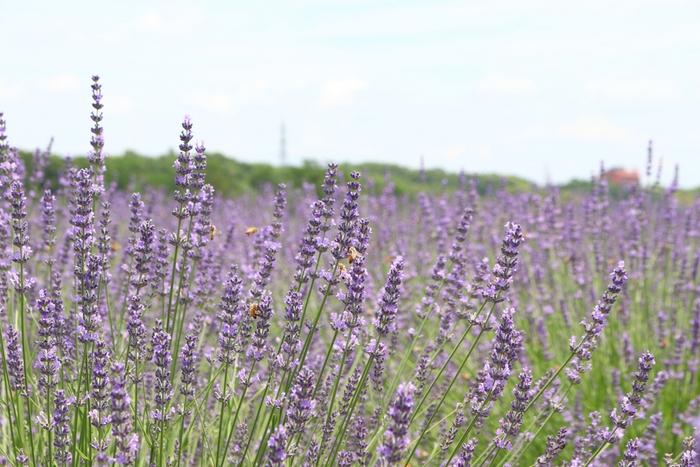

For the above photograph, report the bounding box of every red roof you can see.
[603,168,639,185]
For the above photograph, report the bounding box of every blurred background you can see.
[1,0,698,187]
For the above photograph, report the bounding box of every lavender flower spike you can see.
[110,363,135,466]
[485,222,524,303]
[286,366,316,435]
[378,382,416,465]
[374,259,405,336]
[265,424,288,467]
[6,325,25,391]
[619,438,640,467]
[53,389,75,466]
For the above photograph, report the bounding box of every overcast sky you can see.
[1,0,699,186]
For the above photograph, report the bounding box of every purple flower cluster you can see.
[0,77,696,467]
[378,382,415,464]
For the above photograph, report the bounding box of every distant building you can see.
[603,168,639,185]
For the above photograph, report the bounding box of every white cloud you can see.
[186,80,276,114]
[593,78,680,101]
[320,78,367,108]
[477,145,492,160]
[523,115,643,144]
[0,80,25,102]
[234,80,273,106]
[103,96,136,115]
[476,73,539,96]
[37,74,80,93]
[131,10,203,34]
[445,145,465,160]
[133,12,169,33]
[186,92,232,113]
[101,10,204,43]
[557,115,641,143]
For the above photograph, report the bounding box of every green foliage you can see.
[20,149,696,204]
[20,150,537,198]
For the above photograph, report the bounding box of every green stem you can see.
[214,364,231,467]
[324,337,381,467]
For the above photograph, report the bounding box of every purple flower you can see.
[6,325,25,391]
[53,389,75,466]
[353,415,369,467]
[494,369,532,450]
[619,438,640,467]
[77,253,102,343]
[172,115,196,218]
[270,183,286,239]
[484,222,523,303]
[280,289,303,370]
[355,218,371,255]
[308,163,338,259]
[126,295,147,364]
[448,207,474,266]
[110,363,134,465]
[251,242,279,300]
[343,255,367,329]
[468,367,493,428]
[180,333,199,399]
[374,259,405,336]
[441,405,465,453]
[35,290,60,393]
[453,439,477,467]
[131,219,155,289]
[192,140,207,189]
[70,168,96,251]
[534,427,569,467]
[265,424,288,466]
[88,76,105,160]
[286,366,316,435]
[611,352,655,431]
[91,339,111,428]
[30,143,51,187]
[194,183,215,245]
[40,189,57,261]
[331,172,361,261]
[337,451,354,467]
[378,382,415,465]
[174,116,194,189]
[6,181,32,265]
[248,292,274,362]
[150,228,170,299]
[15,450,28,466]
[570,261,628,363]
[150,321,174,422]
[294,199,323,282]
[96,200,113,270]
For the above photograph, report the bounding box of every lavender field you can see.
[0,77,697,467]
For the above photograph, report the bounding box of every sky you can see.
[1,0,699,187]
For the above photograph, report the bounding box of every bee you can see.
[348,246,360,264]
[249,302,259,319]
[208,224,220,241]
[111,242,120,252]
[337,262,347,275]
[246,227,258,236]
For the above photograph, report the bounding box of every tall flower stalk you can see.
[0,76,696,467]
